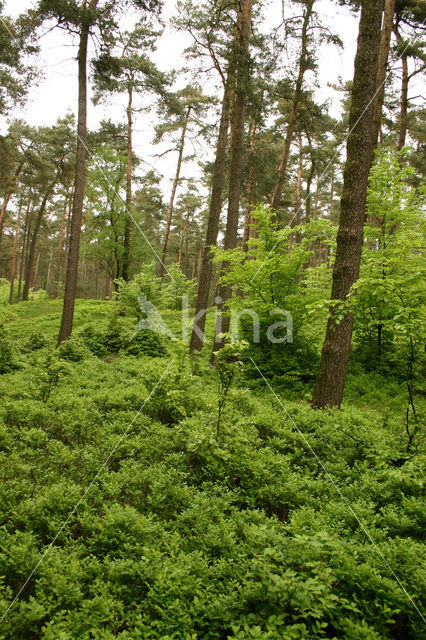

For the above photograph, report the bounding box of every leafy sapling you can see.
[38,353,70,402]
[214,334,248,434]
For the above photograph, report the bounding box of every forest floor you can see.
[0,299,424,639]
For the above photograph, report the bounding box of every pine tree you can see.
[312,0,385,408]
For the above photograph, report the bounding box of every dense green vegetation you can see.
[0,0,425,637]
[0,295,424,639]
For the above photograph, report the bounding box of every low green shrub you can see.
[0,328,18,374]
[24,331,49,352]
[57,336,91,362]
[125,329,167,358]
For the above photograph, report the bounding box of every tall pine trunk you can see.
[122,81,133,281]
[17,200,32,303]
[23,189,52,301]
[57,19,92,346]
[270,0,314,211]
[211,0,253,359]
[312,0,384,408]
[8,200,23,304]
[54,194,69,297]
[189,63,235,353]
[394,24,408,151]
[242,121,256,252]
[372,0,396,146]
[159,106,191,280]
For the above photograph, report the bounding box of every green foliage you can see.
[0,298,424,639]
[115,263,165,318]
[116,262,195,317]
[352,150,425,368]
[24,331,48,351]
[79,319,127,357]
[351,150,425,449]
[0,279,13,326]
[0,327,17,374]
[37,353,70,402]
[214,334,248,433]
[126,328,167,357]
[161,263,197,310]
[57,336,91,362]
[212,206,335,382]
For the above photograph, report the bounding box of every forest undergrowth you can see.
[0,298,424,639]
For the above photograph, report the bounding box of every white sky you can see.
[3,0,360,200]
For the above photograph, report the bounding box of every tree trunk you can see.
[189,64,235,353]
[23,189,52,301]
[305,137,316,224]
[33,249,41,290]
[0,154,28,248]
[394,24,408,151]
[211,0,253,359]
[372,0,396,146]
[54,194,68,297]
[294,134,303,244]
[177,210,190,266]
[57,14,93,346]
[270,0,314,211]
[312,0,384,408]
[17,199,32,303]
[159,105,191,280]
[242,121,257,252]
[8,200,23,304]
[122,81,133,281]
[45,245,53,291]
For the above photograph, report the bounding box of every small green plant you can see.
[126,329,167,358]
[24,331,49,352]
[0,327,18,374]
[214,334,248,434]
[79,325,108,357]
[38,354,70,402]
[57,336,91,362]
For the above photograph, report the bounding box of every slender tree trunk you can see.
[329,165,334,218]
[242,121,257,252]
[305,141,316,223]
[17,200,32,303]
[310,179,319,264]
[372,0,396,146]
[294,134,303,243]
[189,64,235,353]
[122,81,133,281]
[394,24,408,151]
[0,154,29,248]
[0,194,12,248]
[312,0,384,408]
[23,189,52,301]
[54,195,68,297]
[33,249,41,290]
[8,200,23,303]
[159,105,191,280]
[45,245,53,291]
[57,11,95,346]
[270,0,314,211]
[211,0,253,359]
[177,210,190,265]
[313,179,319,220]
